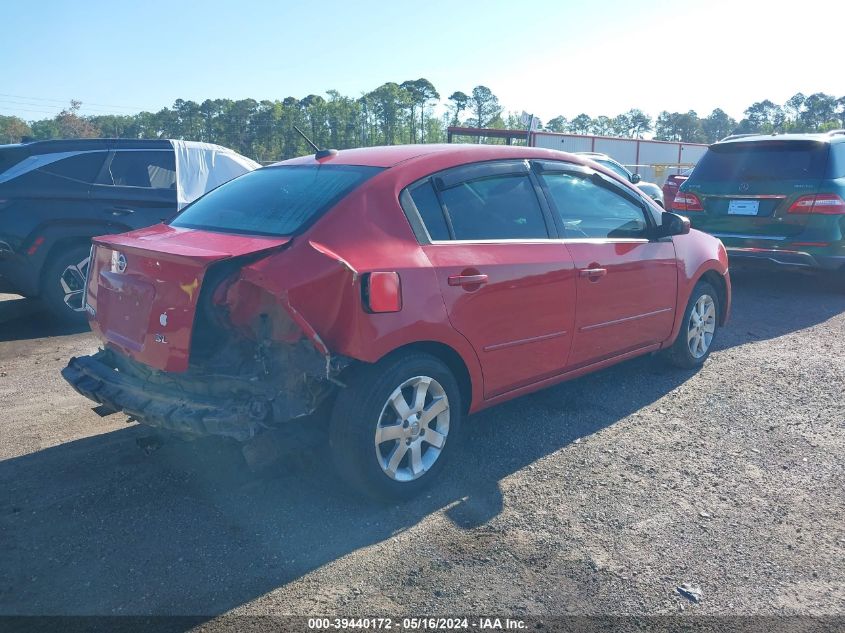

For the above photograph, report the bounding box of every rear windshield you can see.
[0,148,26,176]
[693,141,828,181]
[171,164,383,236]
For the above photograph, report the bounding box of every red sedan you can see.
[63,144,730,500]
[663,168,693,211]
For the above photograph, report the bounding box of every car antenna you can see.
[293,125,338,160]
[294,125,320,152]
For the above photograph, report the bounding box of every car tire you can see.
[329,351,462,501]
[664,280,720,369]
[41,244,92,326]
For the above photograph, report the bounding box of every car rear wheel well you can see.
[368,342,472,415]
[38,237,92,294]
[699,270,727,325]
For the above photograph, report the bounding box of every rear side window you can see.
[693,141,828,181]
[103,151,176,189]
[408,181,450,240]
[38,152,106,183]
[540,172,648,239]
[828,143,845,178]
[171,165,383,236]
[439,174,548,240]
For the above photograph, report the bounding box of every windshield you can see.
[596,159,631,180]
[692,141,828,181]
[171,164,383,236]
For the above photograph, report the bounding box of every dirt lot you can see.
[0,269,843,618]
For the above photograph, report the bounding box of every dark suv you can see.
[673,131,845,279]
[0,138,258,322]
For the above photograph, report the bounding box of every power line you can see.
[0,107,66,117]
[0,93,154,111]
[0,99,152,116]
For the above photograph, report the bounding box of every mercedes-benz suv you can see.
[672,131,845,281]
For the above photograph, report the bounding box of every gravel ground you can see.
[0,269,843,618]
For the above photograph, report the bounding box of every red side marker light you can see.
[26,236,45,256]
[363,272,402,313]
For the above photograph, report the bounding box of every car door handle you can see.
[108,206,134,216]
[579,267,607,278]
[448,273,489,287]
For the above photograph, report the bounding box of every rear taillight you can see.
[362,272,402,313]
[672,192,703,212]
[787,194,845,215]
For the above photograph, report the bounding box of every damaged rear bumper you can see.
[62,346,349,442]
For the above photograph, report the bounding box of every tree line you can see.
[1,81,843,162]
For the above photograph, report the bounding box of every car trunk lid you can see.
[665,174,689,189]
[86,224,290,372]
[682,140,829,242]
[689,181,822,242]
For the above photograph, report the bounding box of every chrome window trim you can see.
[704,194,787,200]
[427,237,650,246]
[713,233,787,241]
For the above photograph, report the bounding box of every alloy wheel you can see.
[59,256,90,312]
[687,294,716,359]
[374,375,450,482]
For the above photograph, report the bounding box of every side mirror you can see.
[657,211,691,237]
[630,173,642,184]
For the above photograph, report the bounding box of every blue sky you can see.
[2,0,843,123]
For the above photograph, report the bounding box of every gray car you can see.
[575,152,665,207]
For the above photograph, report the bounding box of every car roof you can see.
[582,153,622,164]
[575,151,612,159]
[5,138,174,154]
[0,138,246,157]
[717,132,845,145]
[276,143,594,169]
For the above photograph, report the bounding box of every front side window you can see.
[439,174,548,240]
[540,172,648,239]
[103,151,176,189]
[171,165,383,236]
